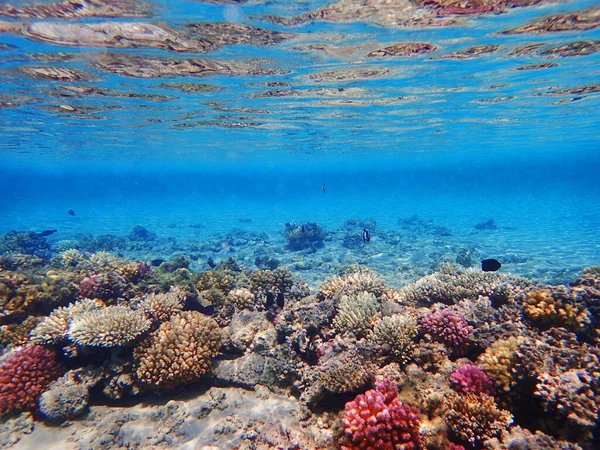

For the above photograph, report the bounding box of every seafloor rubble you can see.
[0,230,598,449]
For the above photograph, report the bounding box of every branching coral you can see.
[341,378,421,450]
[333,291,381,338]
[370,314,418,364]
[399,264,530,306]
[134,311,222,389]
[478,336,527,392]
[523,287,592,333]
[421,308,473,348]
[445,393,513,446]
[68,305,151,347]
[0,345,63,414]
[140,288,185,323]
[319,266,385,300]
[30,299,100,345]
[450,364,495,396]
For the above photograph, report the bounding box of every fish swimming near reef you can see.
[362,228,371,243]
[68,209,75,216]
[322,183,327,193]
[482,258,502,272]
[39,229,57,237]
[207,257,216,269]
[150,258,164,267]
[276,293,285,308]
[198,304,215,316]
[474,219,497,230]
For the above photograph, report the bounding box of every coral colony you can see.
[0,227,598,449]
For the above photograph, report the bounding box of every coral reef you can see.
[319,266,385,300]
[444,393,513,446]
[478,336,527,393]
[134,311,222,389]
[340,378,421,450]
[0,345,63,415]
[68,306,151,347]
[370,314,418,365]
[284,222,326,251]
[421,309,473,348]
[333,291,381,338]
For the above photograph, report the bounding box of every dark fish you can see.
[68,209,75,216]
[198,304,215,316]
[474,219,496,230]
[207,257,216,269]
[482,258,502,272]
[322,183,326,193]
[39,229,57,237]
[238,218,252,223]
[150,258,164,267]
[362,228,371,243]
[276,292,285,308]
[266,292,275,308]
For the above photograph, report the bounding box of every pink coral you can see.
[421,309,473,348]
[0,345,63,414]
[341,378,421,450]
[450,364,495,396]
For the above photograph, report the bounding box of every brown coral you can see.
[333,291,381,337]
[523,287,592,333]
[478,336,527,392]
[140,288,185,323]
[134,311,222,389]
[445,393,513,446]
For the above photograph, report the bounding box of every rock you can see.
[39,382,89,422]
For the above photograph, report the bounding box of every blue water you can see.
[1,0,600,281]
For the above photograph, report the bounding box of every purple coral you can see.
[421,308,473,348]
[450,364,495,396]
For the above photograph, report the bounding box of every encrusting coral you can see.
[134,311,222,389]
[333,291,381,338]
[68,305,151,347]
[0,345,63,415]
[340,378,421,450]
[444,393,513,446]
[370,313,418,365]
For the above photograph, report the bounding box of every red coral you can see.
[0,345,63,414]
[421,309,473,348]
[450,364,495,396]
[341,378,421,450]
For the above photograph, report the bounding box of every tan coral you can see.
[333,291,381,337]
[140,288,185,323]
[369,314,417,365]
[68,305,150,347]
[227,288,255,309]
[30,299,100,345]
[523,287,592,332]
[134,311,222,389]
[478,336,527,392]
[319,266,384,300]
[445,393,513,446]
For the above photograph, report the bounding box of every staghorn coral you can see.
[421,308,473,348]
[523,287,592,333]
[478,336,527,392]
[29,298,99,345]
[68,305,150,347]
[333,291,381,338]
[0,345,63,415]
[450,364,495,396]
[319,266,385,300]
[445,393,513,446]
[140,288,185,323]
[399,264,530,307]
[535,369,599,436]
[227,287,255,309]
[341,378,421,450]
[134,311,222,389]
[370,313,418,365]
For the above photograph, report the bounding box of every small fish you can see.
[198,304,215,316]
[322,183,326,193]
[362,228,371,243]
[207,257,216,269]
[266,292,275,308]
[276,292,285,308]
[39,229,57,237]
[68,209,75,216]
[150,258,164,267]
[482,258,502,272]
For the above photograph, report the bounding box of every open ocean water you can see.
[0,0,599,449]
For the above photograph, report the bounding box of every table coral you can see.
[0,345,63,415]
[29,298,99,345]
[134,311,222,389]
[340,378,421,450]
[421,308,473,348]
[445,393,512,446]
